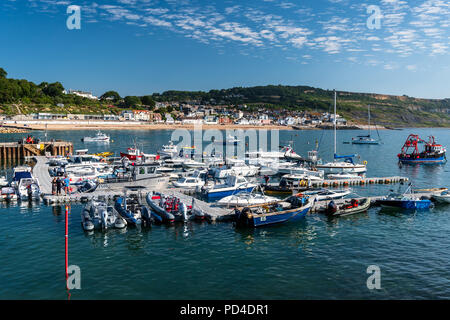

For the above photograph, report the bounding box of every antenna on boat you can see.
[334,89,337,157]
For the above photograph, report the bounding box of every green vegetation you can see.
[151,85,450,127]
[0,67,449,126]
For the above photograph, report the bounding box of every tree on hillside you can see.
[42,82,64,97]
[141,95,155,109]
[0,68,7,79]
[100,90,121,102]
[123,96,141,108]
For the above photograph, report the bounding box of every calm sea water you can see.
[0,127,449,299]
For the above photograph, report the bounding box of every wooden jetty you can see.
[0,141,73,160]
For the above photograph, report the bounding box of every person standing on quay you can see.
[56,177,62,196]
[51,177,57,195]
[63,175,70,195]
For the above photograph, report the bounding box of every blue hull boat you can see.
[204,175,257,200]
[207,186,255,199]
[377,199,432,210]
[235,196,315,228]
[114,197,142,226]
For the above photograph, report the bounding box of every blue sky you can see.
[1,0,449,99]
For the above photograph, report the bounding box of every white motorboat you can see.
[10,166,32,189]
[182,159,208,170]
[173,176,205,189]
[99,163,170,189]
[158,141,178,158]
[47,156,69,166]
[82,131,110,143]
[282,173,324,183]
[327,172,364,180]
[216,192,279,208]
[281,145,303,160]
[17,177,41,200]
[211,158,259,179]
[302,189,352,201]
[259,161,297,175]
[202,175,257,199]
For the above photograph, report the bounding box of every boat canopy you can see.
[13,171,32,181]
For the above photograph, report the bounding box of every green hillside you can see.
[153,85,450,127]
[1,67,449,127]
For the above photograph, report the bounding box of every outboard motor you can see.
[326,200,337,215]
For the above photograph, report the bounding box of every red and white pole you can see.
[65,205,69,288]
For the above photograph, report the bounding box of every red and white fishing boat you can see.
[120,146,160,162]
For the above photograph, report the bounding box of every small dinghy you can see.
[114,195,143,226]
[81,201,102,231]
[325,198,371,217]
[146,191,188,222]
[77,180,98,193]
[81,200,126,231]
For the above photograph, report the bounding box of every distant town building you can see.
[67,89,98,100]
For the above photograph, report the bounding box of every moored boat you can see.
[234,195,316,228]
[216,192,279,208]
[146,191,188,222]
[398,135,446,164]
[432,191,450,204]
[376,185,432,210]
[325,198,371,217]
[82,131,110,143]
[202,175,257,199]
[114,195,143,226]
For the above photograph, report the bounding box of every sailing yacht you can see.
[316,90,367,174]
[351,105,380,145]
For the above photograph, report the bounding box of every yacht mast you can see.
[334,89,337,156]
[368,105,371,137]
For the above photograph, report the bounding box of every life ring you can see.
[363,160,368,165]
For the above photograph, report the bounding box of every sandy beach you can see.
[2,121,295,131]
[1,120,381,132]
